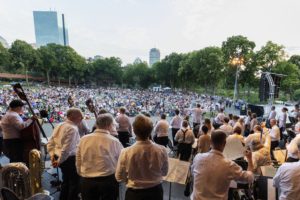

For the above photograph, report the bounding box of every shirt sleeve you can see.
[273,166,282,188]
[230,161,254,183]
[115,149,127,183]
[13,115,32,130]
[76,140,82,175]
[161,148,169,176]
[47,125,60,157]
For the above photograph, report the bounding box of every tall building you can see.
[0,36,9,48]
[149,48,160,67]
[33,11,69,47]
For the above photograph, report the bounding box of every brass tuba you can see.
[1,162,31,199]
[29,149,44,195]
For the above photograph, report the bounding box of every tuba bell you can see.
[29,149,44,195]
[1,162,31,199]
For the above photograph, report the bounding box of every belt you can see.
[128,184,162,193]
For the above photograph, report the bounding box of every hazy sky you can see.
[1,0,300,64]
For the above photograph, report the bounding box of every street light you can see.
[230,57,244,101]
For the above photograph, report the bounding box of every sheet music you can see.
[223,137,245,160]
[163,158,190,184]
[273,150,287,164]
[261,165,277,178]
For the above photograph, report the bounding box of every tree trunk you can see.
[69,75,71,87]
[46,70,50,86]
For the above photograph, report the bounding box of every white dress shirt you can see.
[154,120,169,137]
[170,115,182,129]
[192,108,203,123]
[287,135,300,159]
[214,112,225,125]
[47,120,80,164]
[1,111,32,139]
[175,128,195,144]
[76,129,123,177]
[270,125,280,142]
[278,112,287,128]
[116,113,132,134]
[273,161,300,200]
[191,150,254,200]
[219,123,233,136]
[115,140,168,189]
[268,110,277,120]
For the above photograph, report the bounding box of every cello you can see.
[13,83,48,165]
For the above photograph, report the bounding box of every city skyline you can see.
[1,0,300,64]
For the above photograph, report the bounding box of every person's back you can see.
[197,125,211,153]
[273,139,300,200]
[192,130,254,200]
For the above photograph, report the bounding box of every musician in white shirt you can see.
[273,139,300,200]
[191,130,254,200]
[115,114,168,200]
[219,117,233,136]
[1,100,32,163]
[269,119,280,152]
[153,113,169,147]
[47,108,83,200]
[170,109,182,146]
[76,113,123,200]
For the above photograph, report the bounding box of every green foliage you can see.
[272,61,300,99]
[0,43,11,71]
[123,62,152,88]
[256,41,285,71]
[289,55,300,69]
[293,89,300,100]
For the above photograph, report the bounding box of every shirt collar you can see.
[135,140,152,145]
[210,149,224,157]
[94,129,110,134]
[65,119,76,126]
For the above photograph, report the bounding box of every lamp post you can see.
[231,57,244,101]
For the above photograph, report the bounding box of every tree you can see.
[37,44,58,85]
[123,62,152,88]
[289,55,300,69]
[256,41,285,71]
[9,40,39,85]
[178,52,196,91]
[221,35,256,98]
[0,43,11,72]
[192,47,225,93]
[272,61,300,99]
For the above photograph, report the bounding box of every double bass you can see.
[13,83,47,165]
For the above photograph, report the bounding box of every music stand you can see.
[163,158,190,200]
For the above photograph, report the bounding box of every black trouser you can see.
[271,141,279,160]
[177,143,192,161]
[171,128,179,146]
[286,157,299,162]
[0,137,3,155]
[193,122,200,129]
[80,174,118,200]
[3,138,23,163]
[156,136,169,147]
[118,131,130,147]
[59,156,80,200]
[125,184,163,200]
[280,127,285,141]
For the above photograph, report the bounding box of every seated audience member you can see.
[115,115,168,200]
[219,117,233,136]
[197,125,211,153]
[191,130,254,200]
[76,113,123,200]
[249,137,272,174]
[228,126,244,145]
[175,120,195,161]
[273,139,300,200]
[245,125,266,147]
[153,113,169,147]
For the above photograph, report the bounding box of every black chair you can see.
[1,187,20,200]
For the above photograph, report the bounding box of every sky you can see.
[1,0,300,65]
